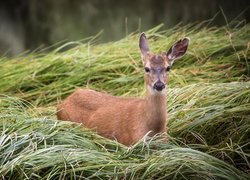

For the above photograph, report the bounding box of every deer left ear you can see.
[167,37,190,65]
[139,32,150,57]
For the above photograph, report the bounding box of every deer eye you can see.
[144,67,150,73]
[165,66,171,72]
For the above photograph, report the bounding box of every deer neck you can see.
[144,86,167,133]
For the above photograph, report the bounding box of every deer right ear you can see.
[167,37,190,65]
[139,33,149,57]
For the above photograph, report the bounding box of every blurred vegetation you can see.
[0,0,249,56]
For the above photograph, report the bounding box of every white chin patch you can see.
[147,85,166,95]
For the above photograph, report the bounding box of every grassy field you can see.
[0,21,250,179]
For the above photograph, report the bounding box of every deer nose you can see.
[153,81,165,91]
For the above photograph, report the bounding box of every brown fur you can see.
[57,88,166,146]
[57,33,189,146]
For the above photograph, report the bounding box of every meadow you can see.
[0,21,249,179]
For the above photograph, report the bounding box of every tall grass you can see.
[0,89,249,179]
[0,21,250,179]
[0,23,249,105]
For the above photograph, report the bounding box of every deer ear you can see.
[167,37,190,65]
[139,32,150,57]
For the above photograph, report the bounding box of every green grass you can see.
[0,21,250,179]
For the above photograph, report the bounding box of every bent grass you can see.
[0,22,249,179]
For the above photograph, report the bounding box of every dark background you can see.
[0,0,249,56]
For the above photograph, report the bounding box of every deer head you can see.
[139,33,189,94]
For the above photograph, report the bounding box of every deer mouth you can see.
[153,86,165,91]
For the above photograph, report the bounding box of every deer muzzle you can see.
[153,80,165,91]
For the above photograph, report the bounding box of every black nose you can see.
[153,81,165,91]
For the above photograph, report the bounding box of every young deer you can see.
[57,33,189,146]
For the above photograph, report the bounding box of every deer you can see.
[56,33,189,146]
